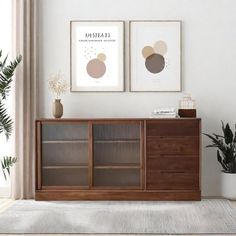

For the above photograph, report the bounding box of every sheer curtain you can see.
[11,0,38,199]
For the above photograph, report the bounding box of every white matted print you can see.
[71,21,124,91]
[130,21,181,91]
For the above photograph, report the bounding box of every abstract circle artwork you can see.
[142,40,168,74]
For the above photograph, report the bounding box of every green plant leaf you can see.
[1,156,17,180]
[224,123,233,144]
[205,144,217,148]
[221,120,225,134]
[233,124,236,143]
[213,133,224,138]
[203,133,218,143]
[0,54,22,100]
[204,121,236,173]
[203,133,226,152]
[217,150,228,172]
[0,51,21,140]
[0,54,8,72]
[0,51,21,180]
[0,101,13,140]
[217,150,222,163]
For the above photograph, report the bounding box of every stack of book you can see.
[151,108,178,118]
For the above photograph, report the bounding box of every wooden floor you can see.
[0,198,235,236]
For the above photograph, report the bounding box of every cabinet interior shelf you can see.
[43,164,88,169]
[43,139,140,144]
[94,139,140,144]
[43,140,88,144]
[94,164,140,169]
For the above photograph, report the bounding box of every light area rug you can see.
[0,198,14,213]
[0,199,235,234]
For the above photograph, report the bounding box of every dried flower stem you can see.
[48,71,69,99]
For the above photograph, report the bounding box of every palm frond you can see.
[1,156,17,180]
[0,101,13,140]
[0,50,21,181]
[0,54,8,72]
[0,55,22,100]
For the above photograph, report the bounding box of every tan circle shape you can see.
[97,53,106,62]
[86,59,106,79]
[154,40,168,55]
[142,46,155,59]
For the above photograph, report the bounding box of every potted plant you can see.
[0,50,22,180]
[204,121,236,199]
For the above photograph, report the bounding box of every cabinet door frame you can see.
[36,120,90,190]
[35,120,42,190]
[91,120,144,190]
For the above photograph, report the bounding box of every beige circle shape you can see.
[142,46,155,59]
[97,53,106,62]
[154,40,168,55]
[86,59,106,79]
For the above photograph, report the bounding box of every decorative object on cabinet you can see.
[204,121,236,200]
[178,94,196,117]
[151,108,177,118]
[70,21,124,92]
[179,94,196,109]
[178,109,196,118]
[48,71,69,118]
[129,21,181,91]
[35,118,201,201]
[52,99,63,119]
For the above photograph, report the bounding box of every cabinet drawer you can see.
[147,137,199,155]
[147,171,199,190]
[146,120,200,137]
[147,155,199,173]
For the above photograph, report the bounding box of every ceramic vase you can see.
[53,99,63,118]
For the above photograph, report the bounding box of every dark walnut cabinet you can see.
[35,118,201,200]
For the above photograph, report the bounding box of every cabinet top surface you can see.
[37,118,201,122]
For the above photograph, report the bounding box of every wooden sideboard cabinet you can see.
[35,118,201,200]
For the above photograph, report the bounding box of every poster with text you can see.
[71,21,124,91]
[130,21,181,91]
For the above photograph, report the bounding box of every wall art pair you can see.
[70,21,181,92]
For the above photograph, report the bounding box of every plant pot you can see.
[221,172,236,200]
[53,99,63,118]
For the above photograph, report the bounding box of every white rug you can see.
[0,199,235,234]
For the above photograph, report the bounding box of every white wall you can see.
[38,0,236,197]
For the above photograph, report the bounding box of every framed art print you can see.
[71,21,124,91]
[130,21,181,91]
